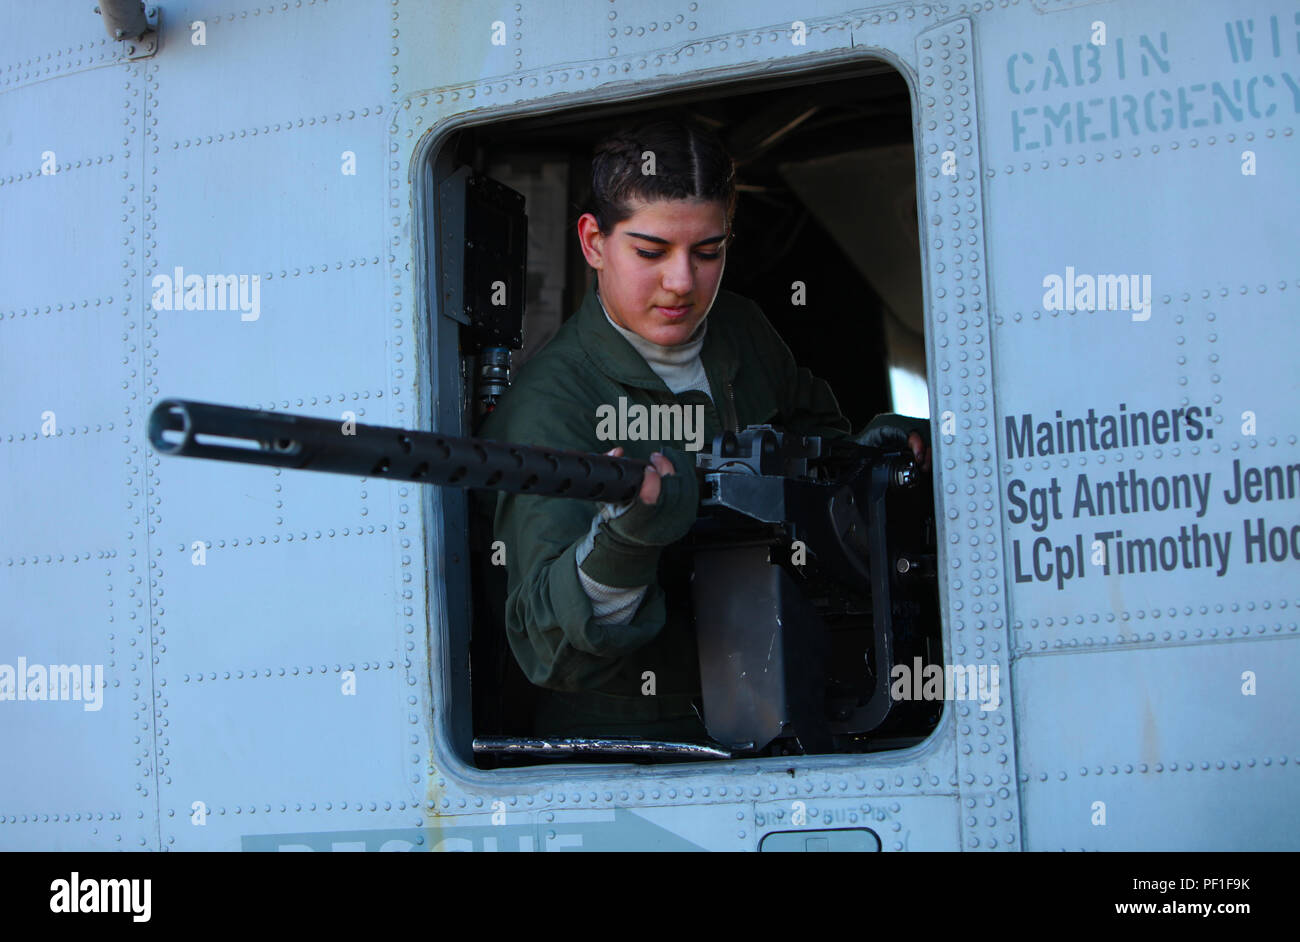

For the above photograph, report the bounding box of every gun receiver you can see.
[685,425,936,753]
[147,398,648,503]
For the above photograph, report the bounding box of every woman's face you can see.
[577,197,728,347]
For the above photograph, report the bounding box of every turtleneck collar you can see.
[596,282,708,368]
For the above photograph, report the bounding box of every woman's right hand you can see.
[596,445,699,549]
[604,447,676,505]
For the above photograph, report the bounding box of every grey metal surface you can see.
[978,1,1300,849]
[1,0,1293,852]
[692,544,801,751]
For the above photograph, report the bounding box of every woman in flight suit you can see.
[479,119,929,741]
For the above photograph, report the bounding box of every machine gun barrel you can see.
[147,399,648,503]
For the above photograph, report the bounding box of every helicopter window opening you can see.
[431,61,943,770]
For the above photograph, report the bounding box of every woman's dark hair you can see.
[588,119,737,238]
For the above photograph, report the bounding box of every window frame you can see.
[413,53,952,789]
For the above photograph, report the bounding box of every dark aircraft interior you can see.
[427,61,943,768]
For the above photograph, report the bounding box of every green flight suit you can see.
[479,279,891,739]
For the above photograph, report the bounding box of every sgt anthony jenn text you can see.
[1003,402,1299,590]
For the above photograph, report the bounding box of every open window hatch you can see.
[428,63,943,768]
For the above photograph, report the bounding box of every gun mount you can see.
[687,425,937,754]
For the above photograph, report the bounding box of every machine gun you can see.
[148,400,939,760]
[689,426,938,754]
